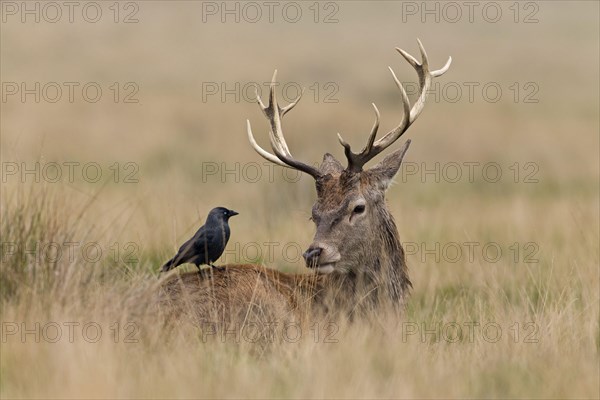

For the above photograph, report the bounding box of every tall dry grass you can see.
[1,1,599,398]
[1,180,597,398]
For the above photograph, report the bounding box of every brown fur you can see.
[159,40,450,324]
[160,149,412,326]
[163,41,452,327]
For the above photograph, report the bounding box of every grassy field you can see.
[1,1,599,398]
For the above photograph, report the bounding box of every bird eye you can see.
[353,204,366,214]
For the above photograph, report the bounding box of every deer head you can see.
[247,40,451,304]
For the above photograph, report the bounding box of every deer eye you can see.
[353,204,366,214]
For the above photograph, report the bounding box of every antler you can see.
[337,39,452,172]
[247,70,321,179]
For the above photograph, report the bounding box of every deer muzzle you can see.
[303,246,322,268]
[303,244,340,274]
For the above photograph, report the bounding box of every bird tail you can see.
[161,257,175,273]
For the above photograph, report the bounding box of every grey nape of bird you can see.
[161,207,239,273]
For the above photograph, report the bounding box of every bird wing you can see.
[172,228,207,265]
[182,227,221,259]
[191,228,215,252]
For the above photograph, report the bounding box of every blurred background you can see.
[1,1,599,398]
[1,1,598,271]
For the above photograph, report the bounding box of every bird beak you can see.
[229,210,239,216]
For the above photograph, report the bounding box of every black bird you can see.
[161,207,239,273]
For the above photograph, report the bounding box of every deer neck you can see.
[316,212,410,314]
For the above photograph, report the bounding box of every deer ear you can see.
[369,140,411,190]
[320,153,344,175]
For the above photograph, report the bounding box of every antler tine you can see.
[432,56,452,77]
[247,71,321,178]
[365,103,381,153]
[281,88,304,117]
[255,70,292,157]
[374,39,451,146]
[341,39,452,172]
[337,103,381,169]
[246,120,289,168]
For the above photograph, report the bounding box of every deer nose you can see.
[303,246,322,267]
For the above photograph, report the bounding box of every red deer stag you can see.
[161,40,451,325]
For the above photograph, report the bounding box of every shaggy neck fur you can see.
[314,172,412,315]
